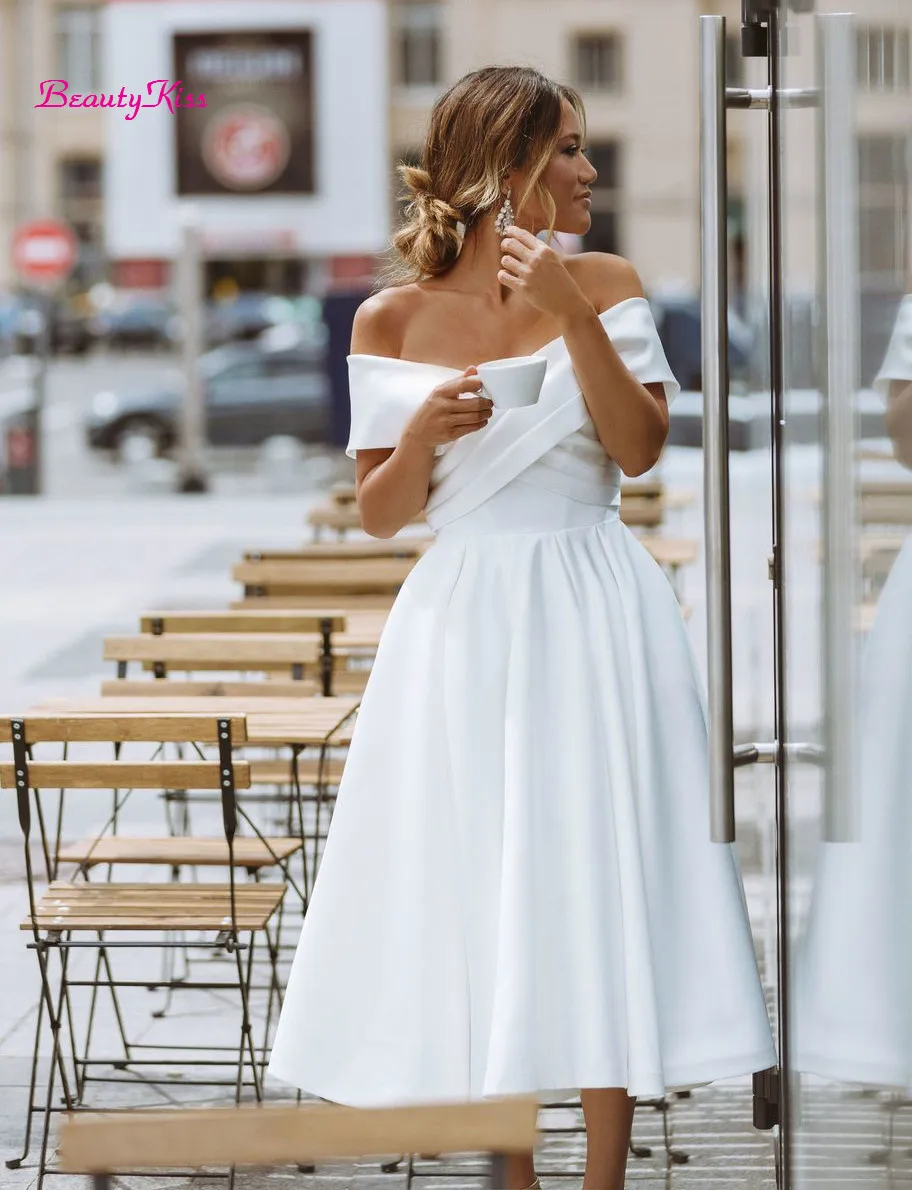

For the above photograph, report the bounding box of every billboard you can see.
[173,30,315,196]
[103,1,389,260]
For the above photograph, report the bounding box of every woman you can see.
[269,66,776,1190]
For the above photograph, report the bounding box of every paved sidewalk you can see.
[8,439,905,1188]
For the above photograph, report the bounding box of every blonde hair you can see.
[377,66,586,289]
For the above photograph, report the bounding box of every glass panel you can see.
[776,3,912,1184]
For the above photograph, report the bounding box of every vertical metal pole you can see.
[176,207,208,493]
[817,13,859,843]
[766,8,791,1182]
[700,15,736,844]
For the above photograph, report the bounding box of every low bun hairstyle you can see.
[377,65,585,289]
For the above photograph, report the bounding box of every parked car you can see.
[205,293,279,346]
[0,294,94,356]
[85,337,330,458]
[649,293,754,392]
[91,295,179,350]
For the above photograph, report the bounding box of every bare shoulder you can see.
[564,252,646,313]
[350,284,424,358]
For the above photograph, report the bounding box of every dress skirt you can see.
[267,474,776,1106]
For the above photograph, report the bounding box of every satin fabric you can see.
[268,297,776,1105]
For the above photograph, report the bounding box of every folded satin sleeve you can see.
[873,295,912,399]
[344,296,680,461]
[603,297,681,406]
[345,356,455,461]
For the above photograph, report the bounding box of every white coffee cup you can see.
[476,355,547,409]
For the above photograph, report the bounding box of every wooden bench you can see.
[58,1097,540,1182]
[860,481,912,527]
[103,633,322,678]
[233,556,416,598]
[308,503,427,538]
[246,539,433,560]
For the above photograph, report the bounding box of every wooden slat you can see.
[638,537,700,568]
[0,713,248,745]
[99,679,319,698]
[23,882,285,932]
[308,505,427,532]
[231,594,397,611]
[104,634,321,666]
[248,757,346,785]
[0,761,252,790]
[232,557,414,592]
[245,539,433,560]
[31,696,356,716]
[246,712,356,747]
[57,837,302,867]
[58,1097,540,1172]
[140,611,348,635]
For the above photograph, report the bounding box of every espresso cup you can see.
[476,355,547,409]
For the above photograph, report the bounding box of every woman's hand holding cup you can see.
[404,367,494,448]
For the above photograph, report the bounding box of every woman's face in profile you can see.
[513,98,598,237]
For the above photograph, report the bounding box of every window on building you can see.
[56,6,101,95]
[394,2,442,88]
[573,33,623,94]
[856,25,911,92]
[59,158,102,202]
[581,141,622,256]
[858,134,910,288]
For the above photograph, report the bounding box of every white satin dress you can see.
[794,294,912,1087]
[268,296,776,1106]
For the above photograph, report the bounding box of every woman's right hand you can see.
[403,366,494,448]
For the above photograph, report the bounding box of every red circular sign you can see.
[202,104,291,191]
[11,219,78,284]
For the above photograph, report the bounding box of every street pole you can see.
[175,206,209,493]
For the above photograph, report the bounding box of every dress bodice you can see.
[345,295,679,532]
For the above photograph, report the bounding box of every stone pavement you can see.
[0,443,907,1189]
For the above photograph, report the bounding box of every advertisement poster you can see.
[173,29,314,195]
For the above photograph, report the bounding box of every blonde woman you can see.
[269,66,775,1190]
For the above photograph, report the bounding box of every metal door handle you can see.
[817,13,859,842]
[700,15,736,843]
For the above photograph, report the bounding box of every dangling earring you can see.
[494,187,514,235]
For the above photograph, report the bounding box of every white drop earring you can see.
[494,187,514,235]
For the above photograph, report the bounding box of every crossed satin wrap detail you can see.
[345,296,680,532]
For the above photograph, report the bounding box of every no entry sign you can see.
[11,219,78,285]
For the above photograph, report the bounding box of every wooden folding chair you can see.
[58,1096,540,1189]
[1,713,287,1190]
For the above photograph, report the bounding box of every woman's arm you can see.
[350,293,491,537]
[351,294,439,538]
[496,235,668,475]
[559,256,669,476]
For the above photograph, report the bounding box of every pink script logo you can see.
[35,79,207,121]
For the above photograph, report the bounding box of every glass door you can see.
[702,2,912,1185]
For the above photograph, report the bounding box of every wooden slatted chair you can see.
[0,713,288,1190]
[308,502,427,538]
[860,479,912,527]
[104,633,322,680]
[233,555,415,600]
[58,1096,540,1189]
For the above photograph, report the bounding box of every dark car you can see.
[205,293,278,346]
[0,295,94,356]
[649,293,753,392]
[85,337,330,458]
[92,297,178,350]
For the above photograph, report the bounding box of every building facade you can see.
[0,0,908,300]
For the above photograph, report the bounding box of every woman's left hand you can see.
[499,225,593,324]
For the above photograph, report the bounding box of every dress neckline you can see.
[347,295,648,372]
